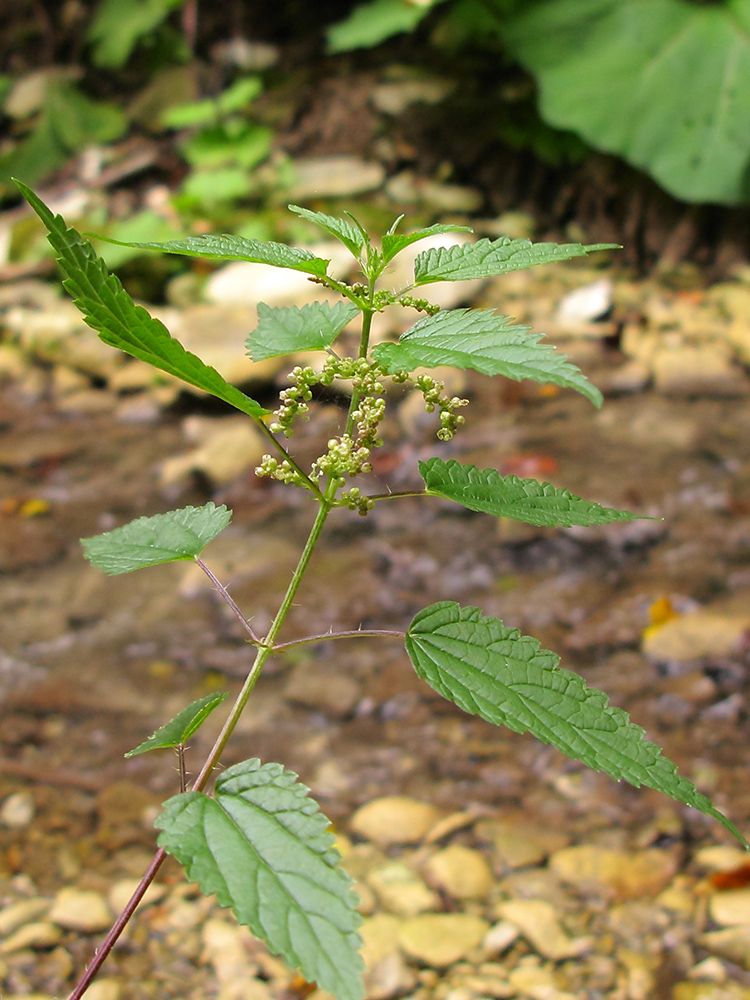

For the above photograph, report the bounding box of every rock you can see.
[360,913,416,999]
[0,920,63,953]
[398,913,489,967]
[652,345,750,396]
[350,796,441,846]
[700,926,750,970]
[674,983,750,1000]
[475,817,569,870]
[49,888,112,932]
[286,156,385,200]
[367,862,440,917]
[178,534,298,599]
[643,609,750,663]
[598,359,651,395]
[0,897,50,936]
[687,957,728,983]
[556,278,613,327]
[483,920,520,956]
[84,981,122,1000]
[710,889,750,927]
[424,810,480,844]
[171,304,285,385]
[423,844,493,900]
[507,958,577,1000]
[372,76,454,115]
[498,900,591,961]
[202,919,271,1000]
[695,846,750,872]
[160,418,266,486]
[549,845,679,900]
[108,879,167,915]
[0,790,35,828]
[204,260,338,308]
[8,302,123,377]
[385,170,482,213]
[283,661,362,717]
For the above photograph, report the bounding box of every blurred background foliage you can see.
[1,0,749,275]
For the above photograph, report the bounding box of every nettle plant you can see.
[16,180,746,1000]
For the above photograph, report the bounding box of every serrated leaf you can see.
[372,308,602,407]
[15,181,269,418]
[406,602,746,846]
[413,235,617,284]
[247,301,360,361]
[81,502,232,575]
[95,233,330,276]
[288,205,366,258]
[381,223,473,265]
[419,458,641,527]
[156,758,364,1000]
[125,693,229,757]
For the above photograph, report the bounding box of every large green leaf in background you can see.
[406,602,746,845]
[157,759,364,1000]
[501,0,750,204]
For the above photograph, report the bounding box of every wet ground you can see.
[2,279,750,997]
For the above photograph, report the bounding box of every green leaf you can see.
[156,758,364,1000]
[419,458,641,527]
[88,0,184,68]
[81,502,232,575]
[502,0,750,205]
[413,235,617,284]
[96,232,329,277]
[289,205,366,258]
[125,693,229,757]
[15,180,269,418]
[406,602,746,846]
[381,223,474,265]
[326,0,445,53]
[162,77,263,128]
[372,308,602,407]
[248,302,360,361]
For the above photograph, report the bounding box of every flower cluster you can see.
[412,373,468,441]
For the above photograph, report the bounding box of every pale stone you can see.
[398,913,489,967]
[367,862,440,917]
[286,156,385,200]
[49,887,112,932]
[108,879,167,915]
[695,846,750,872]
[556,278,613,327]
[498,900,591,960]
[160,419,266,486]
[424,844,493,900]
[172,304,285,385]
[372,77,454,115]
[424,810,479,844]
[202,919,266,998]
[482,920,520,956]
[85,981,122,1000]
[0,921,63,953]
[508,959,577,1000]
[549,845,679,900]
[9,302,123,377]
[699,927,750,970]
[360,914,416,999]
[0,897,50,936]
[350,796,441,846]
[204,258,344,308]
[475,817,569,870]
[643,610,750,663]
[283,662,362,717]
[0,791,35,828]
[688,957,728,983]
[385,171,482,213]
[711,889,750,927]
[674,983,750,1000]
[179,534,298,598]
[652,344,749,396]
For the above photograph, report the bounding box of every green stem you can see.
[257,420,326,501]
[272,628,405,653]
[343,299,375,441]
[191,497,332,792]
